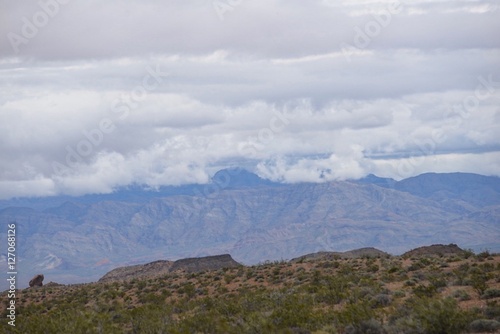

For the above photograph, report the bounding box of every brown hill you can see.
[169,254,242,273]
[402,243,466,258]
[99,254,241,282]
[291,247,390,262]
[99,260,174,283]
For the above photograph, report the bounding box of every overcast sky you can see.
[0,0,499,199]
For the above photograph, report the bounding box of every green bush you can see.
[451,289,471,301]
[335,300,378,330]
[412,284,437,298]
[468,267,488,295]
[344,318,385,334]
[392,290,405,299]
[371,294,391,308]
[402,297,471,334]
[468,319,500,332]
[483,301,500,319]
[482,289,500,300]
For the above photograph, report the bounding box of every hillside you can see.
[402,243,468,258]
[291,247,390,262]
[99,254,241,283]
[0,171,499,289]
[2,249,499,333]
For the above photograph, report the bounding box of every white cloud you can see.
[0,0,499,199]
[257,145,368,183]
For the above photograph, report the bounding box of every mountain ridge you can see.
[0,170,499,290]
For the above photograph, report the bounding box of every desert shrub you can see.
[482,289,500,300]
[177,282,196,298]
[319,261,339,269]
[479,262,495,273]
[344,318,386,334]
[477,250,491,261]
[246,269,255,279]
[404,279,417,287]
[452,263,470,285]
[407,263,422,272]
[462,249,474,259]
[335,300,378,330]
[412,284,437,298]
[387,266,399,274]
[420,258,433,266]
[315,275,349,305]
[451,289,471,301]
[468,267,489,295]
[392,290,405,298]
[224,274,234,284]
[395,297,471,334]
[371,294,391,308]
[429,274,447,289]
[468,319,500,332]
[483,301,500,320]
[269,293,318,330]
[136,280,147,290]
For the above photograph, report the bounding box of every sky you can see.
[0,0,499,199]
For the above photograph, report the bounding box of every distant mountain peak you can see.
[211,168,276,188]
[355,174,396,188]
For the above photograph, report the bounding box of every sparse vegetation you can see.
[1,251,499,333]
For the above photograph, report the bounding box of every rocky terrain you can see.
[0,170,499,289]
[1,245,499,333]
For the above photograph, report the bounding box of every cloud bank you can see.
[0,0,499,199]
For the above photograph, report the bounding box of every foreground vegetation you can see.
[2,251,500,333]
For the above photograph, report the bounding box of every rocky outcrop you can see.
[29,274,44,287]
[170,254,241,273]
[402,244,466,258]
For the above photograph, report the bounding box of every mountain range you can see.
[1,169,499,290]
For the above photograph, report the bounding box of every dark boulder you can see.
[29,274,44,287]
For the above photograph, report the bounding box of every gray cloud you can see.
[0,0,499,199]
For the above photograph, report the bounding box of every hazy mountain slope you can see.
[394,172,500,207]
[0,172,499,289]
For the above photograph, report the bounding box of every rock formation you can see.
[29,274,44,287]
